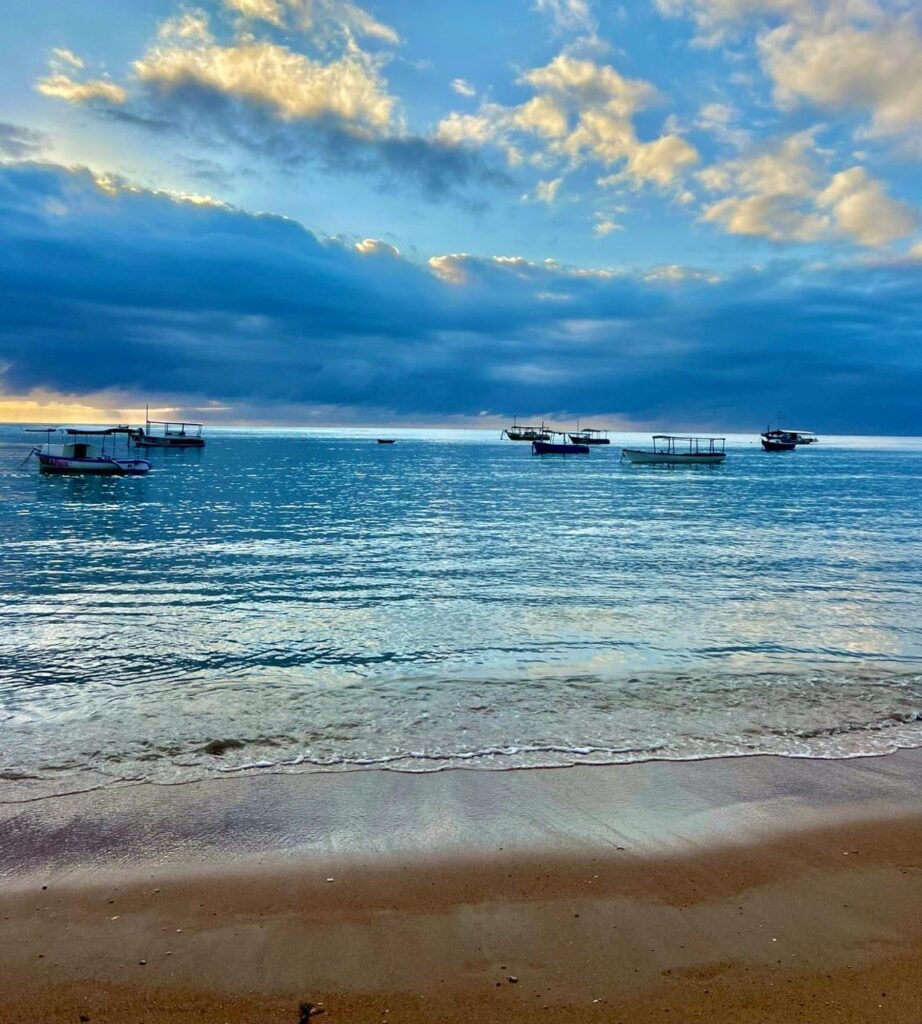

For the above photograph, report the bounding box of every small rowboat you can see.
[621,435,726,465]
[532,439,589,455]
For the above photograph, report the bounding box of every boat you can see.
[762,427,818,446]
[501,419,552,442]
[131,407,205,448]
[377,438,396,444]
[761,436,796,452]
[568,427,610,446]
[532,434,590,455]
[621,435,727,465]
[23,427,152,475]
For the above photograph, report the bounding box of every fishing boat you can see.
[501,419,552,442]
[761,435,796,452]
[131,407,205,448]
[532,433,590,455]
[23,428,152,475]
[621,435,727,465]
[568,427,610,445]
[762,427,818,446]
[377,438,396,444]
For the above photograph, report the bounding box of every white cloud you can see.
[698,130,918,246]
[36,73,128,105]
[534,0,595,34]
[355,237,400,256]
[760,15,922,139]
[593,215,623,235]
[535,176,563,203]
[222,0,400,44]
[51,48,85,69]
[134,39,395,131]
[659,1,922,145]
[817,166,919,246]
[450,78,476,98]
[436,53,698,192]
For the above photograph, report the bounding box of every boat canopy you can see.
[652,435,726,454]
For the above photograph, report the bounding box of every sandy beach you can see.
[2,752,922,1023]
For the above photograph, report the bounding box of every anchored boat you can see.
[761,427,817,449]
[501,419,552,442]
[24,427,152,475]
[567,427,610,446]
[132,407,205,448]
[532,433,590,455]
[621,435,727,465]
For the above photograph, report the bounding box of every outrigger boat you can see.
[131,407,205,448]
[532,432,590,455]
[23,427,152,475]
[568,427,610,446]
[501,419,552,442]
[621,435,727,465]
[761,427,817,448]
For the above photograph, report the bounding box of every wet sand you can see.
[2,752,922,1022]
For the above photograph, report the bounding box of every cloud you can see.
[2,159,922,433]
[534,176,563,203]
[817,166,919,246]
[760,14,922,141]
[658,1,922,147]
[134,39,395,130]
[534,0,596,34]
[35,6,502,203]
[450,78,476,98]
[698,130,918,246]
[36,72,128,105]
[0,123,49,160]
[222,0,400,43]
[437,54,699,192]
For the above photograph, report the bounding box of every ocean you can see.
[2,426,921,799]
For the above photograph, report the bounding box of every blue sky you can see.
[1,0,921,430]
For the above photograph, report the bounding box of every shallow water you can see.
[2,426,921,797]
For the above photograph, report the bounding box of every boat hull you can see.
[38,454,152,475]
[532,441,590,455]
[761,438,796,451]
[133,436,205,448]
[621,448,726,465]
[568,435,610,445]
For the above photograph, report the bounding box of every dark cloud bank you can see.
[1,161,921,432]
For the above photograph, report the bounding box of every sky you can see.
[1,0,921,432]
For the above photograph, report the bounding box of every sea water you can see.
[1,427,921,797]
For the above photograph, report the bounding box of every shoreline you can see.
[3,751,922,1021]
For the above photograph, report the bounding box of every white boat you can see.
[131,406,206,448]
[621,435,727,465]
[24,428,152,475]
[762,428,818,446]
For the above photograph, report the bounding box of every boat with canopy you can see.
[131,407,206,448]
[532,432,590,455]
[621,435,727,465]
[501,419,552,442]
[23,427,152,475]
[567,427,610,445]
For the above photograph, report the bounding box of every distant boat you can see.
[131,406,205,449]
[621,435,727,465]
[502,419,552,442]
[24,427,152,475]
[568,427,610,446]
[762,427,818,447]
[377,438,396,444]
[532,435,590,455]
[761,436,796,452]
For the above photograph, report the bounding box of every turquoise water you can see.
[2,426,922,797]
